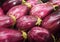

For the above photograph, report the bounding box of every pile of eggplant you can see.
[0,0,60,42]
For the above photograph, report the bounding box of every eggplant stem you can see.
[22,0,26,4]
[22,31,27,40]
[51,34,56,42]
[9,15,16,26]
[22,0,32,8]
[35,17,42,26]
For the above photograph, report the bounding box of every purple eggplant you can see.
[28,27,53,42]
[16,15,42,32]
[0,15,16,28]
[30,3,57,19]
[7,5,29,20]
[2,0,22,13]
[0,28,27,42]
[42,10,60,33]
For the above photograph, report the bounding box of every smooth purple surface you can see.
[28,27,51,42]
[0,15,14,28]
[0,28,24,42]
[30,3,53,19]
[7,5,29,20]
[16,15,37,31]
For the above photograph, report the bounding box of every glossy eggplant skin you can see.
[0,28,24,42]
[16,15,38,32]
[7,5,29,20]
[2,0,22,13]
[0,15,15,28]
[28,27,52,42]
[42,10,60,33]
[30,3,54,19]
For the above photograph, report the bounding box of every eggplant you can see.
[0,15,16,28]
[42,9,60,33]
[16,15,42,32]
[2,0,22,13]
[28,27,53,42]
[7,5,29,20]
[0,28,27,42]
[30,3,56,19]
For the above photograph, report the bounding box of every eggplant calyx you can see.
[22,31,27,40]
[35,17,42,26]
[22,0,32,8]
[10,15,16,26]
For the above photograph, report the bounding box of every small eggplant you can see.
[16,15,42,32]
[2,0,22,13]
[30,3,57,19]
[7,5,29,20]
[42,10,60,33]
[0,28,27,42]
[28,27,53,42]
